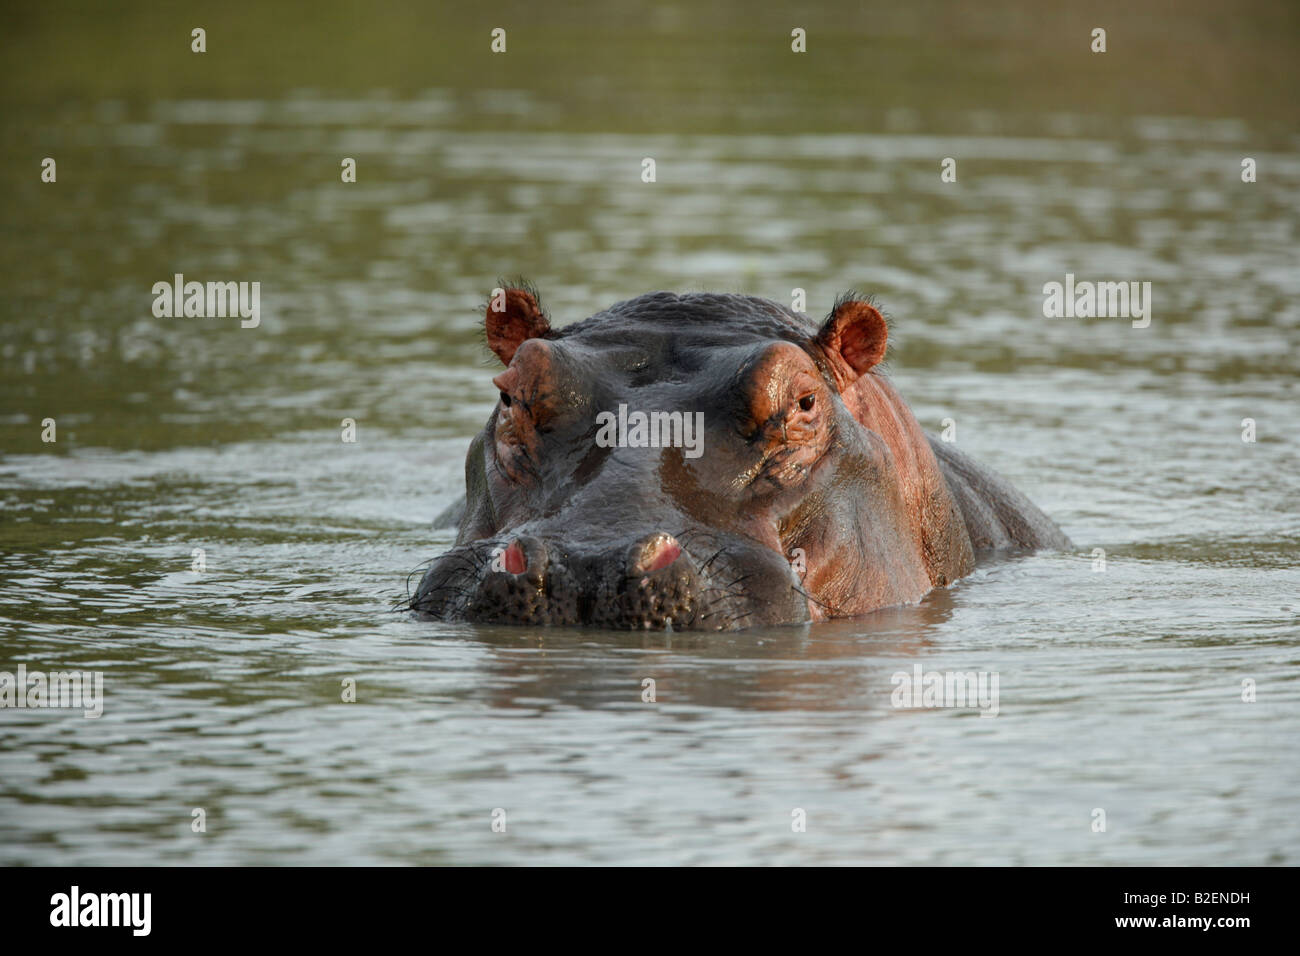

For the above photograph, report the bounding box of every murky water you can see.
[3,6,1299,864]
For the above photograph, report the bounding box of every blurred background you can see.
[0,1,1297,865]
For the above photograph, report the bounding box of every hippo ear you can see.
[814,297,888,387]
[486,286,552,365]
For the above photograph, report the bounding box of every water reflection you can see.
[463,587,956,712]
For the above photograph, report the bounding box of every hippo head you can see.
[412,287,953,630]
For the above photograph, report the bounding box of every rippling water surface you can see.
[2,5,1298,865]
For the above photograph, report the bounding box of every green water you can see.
[1,1,1298,864]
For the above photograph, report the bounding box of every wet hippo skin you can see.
[411,287,1070,630]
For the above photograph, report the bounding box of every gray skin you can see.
[411,289,1070,630]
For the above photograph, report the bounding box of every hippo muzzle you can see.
[414,528,809,629]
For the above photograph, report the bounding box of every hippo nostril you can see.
[634,534,683,574]
[502,540,527,575]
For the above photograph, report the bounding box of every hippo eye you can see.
[798,393,816,412]
[500,392,512,407]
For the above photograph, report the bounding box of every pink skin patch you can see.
[637,536,682,574]
[502,540,527,574]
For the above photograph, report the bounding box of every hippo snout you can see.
[412,530,805,630]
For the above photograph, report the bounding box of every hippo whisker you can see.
[696,547,728,578]
[790,581,839,617]
[408,545,496,616]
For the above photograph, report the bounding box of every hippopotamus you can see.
[410,286,1070,630]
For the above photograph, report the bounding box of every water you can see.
[2,5,1298,865]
